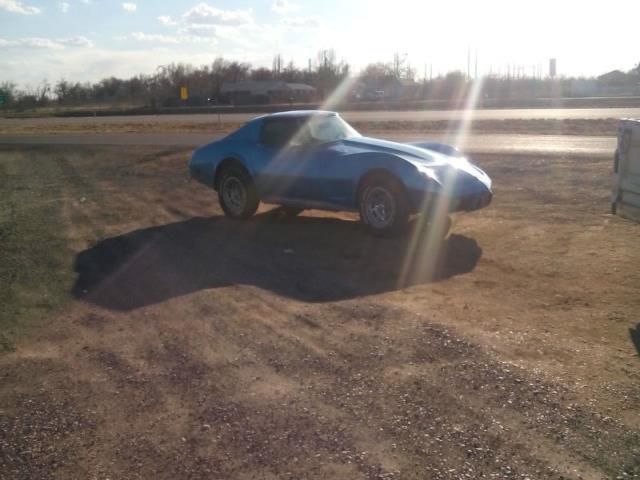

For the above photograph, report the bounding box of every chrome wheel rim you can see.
[364,186,395,229]
[222,176,246,215]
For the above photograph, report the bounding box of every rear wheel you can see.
[359,174,410,236]
[218,165,259,219]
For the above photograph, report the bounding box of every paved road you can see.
[0,107,638,128]
[344,108,639,122]
[0,133,616,156]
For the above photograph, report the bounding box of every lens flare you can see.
[397,76,485,289]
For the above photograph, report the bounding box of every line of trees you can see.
[0,50,350,110]
[1,53,639,111]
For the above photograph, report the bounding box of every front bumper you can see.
[408,189,493,214]
[452,191,493,212]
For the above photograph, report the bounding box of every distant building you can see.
[598,70,630,86]
[219,80,316,105]
[597,70,640,96]
[356,77,420,101]
[386,78,421,100]
[569,79,598,97]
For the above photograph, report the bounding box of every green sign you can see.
[0,95,5,106]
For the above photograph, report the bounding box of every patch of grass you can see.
[0,145,193,352]
[0,148,77,352]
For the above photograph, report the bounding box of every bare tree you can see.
[272,54,283,75]
[391,52,415,80]
[251,67,274,81]
[0,81,18,105]
[34,80,51,103]
[315,49,349,99]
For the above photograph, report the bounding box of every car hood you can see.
[342,136,492,189]
[343,136,444,161]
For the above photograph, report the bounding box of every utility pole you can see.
[474,50,478,79]
[467,46,471,80]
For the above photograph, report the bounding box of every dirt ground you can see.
[0,144,639,479]
[0,118,619,137]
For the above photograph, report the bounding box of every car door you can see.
[256,117,317,202]
[254,117,311,202]
[302,141,355,208]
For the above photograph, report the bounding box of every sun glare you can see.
[397,76,485,289]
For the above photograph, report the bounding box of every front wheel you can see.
[218,165,259,219]
[359,174,409,236]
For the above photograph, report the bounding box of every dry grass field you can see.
[0,117,620,137]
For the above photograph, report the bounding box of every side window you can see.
[259,119,300,148]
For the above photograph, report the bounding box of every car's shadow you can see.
[72,211,483,311]
[630,323,640,358]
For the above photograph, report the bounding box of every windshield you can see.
[303,115,360,143]
[260,115,360,148]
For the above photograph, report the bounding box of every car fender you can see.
[349,152,424,203]
[191,141,254,188]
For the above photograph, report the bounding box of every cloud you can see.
[179,24,217,37]
[0,0,41,15]
[0,46,237,86]
[157,2,259,47]
[272,0,298,14]
[282,16,320,28]
[183,3,252,25]
[151,2,321,54]
[129,32,215,45]
[0,38,62,49]
[62,36,94,47]
[58,2,69,13]
[0,36,94,49]
[131,32,179,44]
[159,2,253,29]
[122,2,136,13]
[158,15,176,26]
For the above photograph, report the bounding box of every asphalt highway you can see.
[0,107,638,129]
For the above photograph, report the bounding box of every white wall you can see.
[613,119,640,222]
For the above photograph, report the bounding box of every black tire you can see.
[217,165,259,219]
[358,173,410,236]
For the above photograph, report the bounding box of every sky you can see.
[1,0,639,88]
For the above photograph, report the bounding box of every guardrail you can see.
[4,96,640,119]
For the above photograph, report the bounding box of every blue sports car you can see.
[189,110,492,235]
